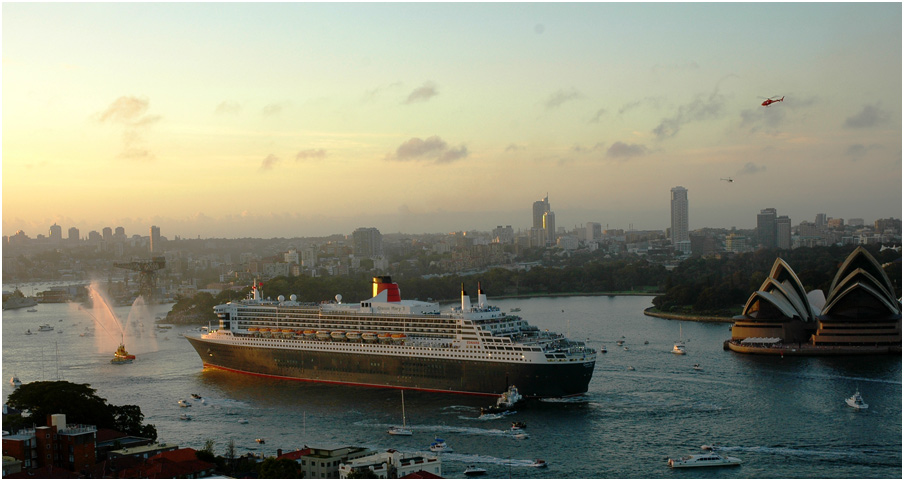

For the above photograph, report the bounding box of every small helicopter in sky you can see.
[761,96,784,107]
[720,177,734,183]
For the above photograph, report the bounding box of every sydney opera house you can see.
[726,247,901,355]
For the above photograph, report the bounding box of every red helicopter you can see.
[761,96,784,107]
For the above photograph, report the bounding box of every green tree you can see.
[258,457,300,478]
[346,467,377,478]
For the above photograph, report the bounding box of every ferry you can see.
[184,277,596,398]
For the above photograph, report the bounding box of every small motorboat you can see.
[627,366,635,371]
[668,451,741,468]
[256,438,265,444]
[600,345,607,353]
[530,459,548,468]
[616,340,624,346]
[238,418,249,424]
[177,399,192,408]
[511,421,527,430]
[693,364,702,371]
[27,308,37,313]
[429,438,450,452]
[9,375,22,387]
[25,329,32,335]
[463,466,487,476]
[38,324,54,332]
[179,413,192,421]
[846,390,868,410]
[191,393,203,400]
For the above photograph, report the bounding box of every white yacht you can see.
[177,399,192,408]
[463,466,487,476]
[672,324,686,355]
[846,390,868,410]
[668,451,741,468]
[429,438,450,452]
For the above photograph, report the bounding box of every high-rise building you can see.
[352,227,383,257]
[532,195,550,231]
[670,186,689,247]
[49,224,62,242]
[114,226,126,241]
[150,225,161,253]
[543,210,556,246]
[68,227,79,243]
[815,213,827,229]
[586,222,601,242]
[776,215,792,249]
[757,208,777,248]
[102,227,113,242]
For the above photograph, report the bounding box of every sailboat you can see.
[387,390,413,436]
[672,324,687,355]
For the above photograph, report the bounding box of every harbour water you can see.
[2,290,901,478]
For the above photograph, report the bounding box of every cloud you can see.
[362,82,403,103]
[544,88,582,110]
[843,103,889,129]
[262,103,285,116]
[738,162,766,175]
[606,142,648,159]
[505,144,524,152]
[653,90,725,140]
[215,101,241,115]
[296,149,327,161]
[98,96,157,125]
[404,82,438,104]
[389,136,468,164]
[588,108,607,124]
[260,154,279,171]
[845,143,882,162]
[97,96,161,160]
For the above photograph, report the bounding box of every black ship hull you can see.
[186,336,595,398]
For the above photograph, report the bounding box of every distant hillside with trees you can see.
[164,245,900,322]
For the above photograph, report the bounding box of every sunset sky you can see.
[3,2,901,239]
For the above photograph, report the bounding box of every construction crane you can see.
[114,256,166,302]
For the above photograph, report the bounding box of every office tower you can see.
[776,215,792,249]
[670,186,689,246]
[543,210,556,246]
[150,225,160,253]
[586,222,601,242]
[352,227,383,257]
[102,227,113,242]
[815,213,827,229]
[49,224,62,242]
[757,208,777,248]
[114,227,126,241]
[532,195,550,231]
[68,227,79,243]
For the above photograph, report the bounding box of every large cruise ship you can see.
[184,277,596,398]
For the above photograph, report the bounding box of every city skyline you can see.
[3,3,901,239]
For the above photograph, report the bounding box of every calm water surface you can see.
[2,289,901,478]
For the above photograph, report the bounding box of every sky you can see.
[2,2,902,239]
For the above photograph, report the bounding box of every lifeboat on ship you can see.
[378,333,393,344]
[346,331,361,341]
[391,333,407,345]
[330,331,346,341]
[315,331,330,341]
[303,330,317,338]
[362,332,378,343]
[282,329,294,338]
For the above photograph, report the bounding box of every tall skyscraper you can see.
[150,225,161,253]
[586,222,601,242]
[532,195,550,231]
[543,210,556,246]
[49,224,62,243]
[776,215,792,249]
[352,227,383,257]
[68,227,79,243]
[670,186,689,247]
[756,208,777,248]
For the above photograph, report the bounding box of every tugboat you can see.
[480,385,526,415]
[111,341,136,364]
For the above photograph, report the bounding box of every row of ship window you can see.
[231,342,534,361]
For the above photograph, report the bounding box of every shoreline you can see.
[642,307,735,324]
